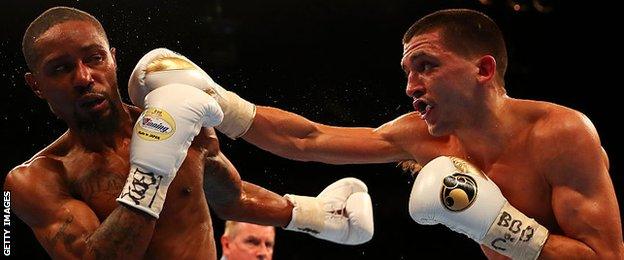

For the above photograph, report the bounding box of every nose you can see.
[404,72,425,98]
[73,61,94,93]
[256,245,270,259]
[405,81,425,99]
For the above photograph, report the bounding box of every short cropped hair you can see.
[22,6,109,71]
[403,9,507,84]
[223,221,275,238]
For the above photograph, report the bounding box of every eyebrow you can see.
[401,51,427,73]
[42,43,106,67]
[43,54,69,66]
[245,235,260,240]
[80,43,107,53]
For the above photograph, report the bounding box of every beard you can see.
[74,91,122,135]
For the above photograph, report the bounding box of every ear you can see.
[25,72,44,99]
[110,47,117,70]
[475,55,496,84]
[221,235,230,253]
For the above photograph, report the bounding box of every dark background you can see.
[1,0,621,259]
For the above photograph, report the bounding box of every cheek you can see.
[102,67,119,91]
[43,84,74,102]
[437,69,473,96]
[233,242,254,253]
[105,62,117,80]
[41,88,76,118]
[107,71,118,87]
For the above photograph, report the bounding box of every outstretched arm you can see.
[202,147,374,245]
[130,48,412,165]
[243,106,410,164]
[202,150,292,227]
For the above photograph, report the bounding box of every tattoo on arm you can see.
[47,215,76,257]
[86,207,155,259]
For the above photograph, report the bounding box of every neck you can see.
[454,93,515,168]
[68,103,134,152]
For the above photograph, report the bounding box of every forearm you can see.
[84,205,156,259]
[243,106,319,160]
[203,153,293,226]
[212,181,293,227]
[245,106,396,164]
[538,234,621,259]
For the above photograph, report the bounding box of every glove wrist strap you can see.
[215,90,256,139]
[283,194,325,235]
[481,202,549,260]
[116,165,172,218]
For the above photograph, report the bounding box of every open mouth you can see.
[78,94,107,109]
[413,99,433,118]
[82,98,104,107]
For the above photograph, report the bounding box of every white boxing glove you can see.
[128,48,255,137]
[284,177,374,245]
[117,82,223,218]
[409,156,549,260]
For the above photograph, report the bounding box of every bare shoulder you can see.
[7,131,71,186]
[373,111,450,163]
[5,156,70,225]
[524,100,608,182]
[4,134,73,226]
[520,104,623,258]
[530,101,601,148]
[5,155,66,194]
[376,111,431,141]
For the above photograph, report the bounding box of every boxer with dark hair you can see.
[190,8,623,260]
[5,6,374,259]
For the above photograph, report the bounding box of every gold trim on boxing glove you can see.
[449,156,487,178]
[146,57,195,73]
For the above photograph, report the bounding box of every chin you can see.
[427,122,452,137]
[76,100,121,133]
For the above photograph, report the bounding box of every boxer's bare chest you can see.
[475,157,558,259]
[58,145,216,258]
[62,146,209,222]
[413,138,558,230]
[65,149,128,218]
[480,157,556,229]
